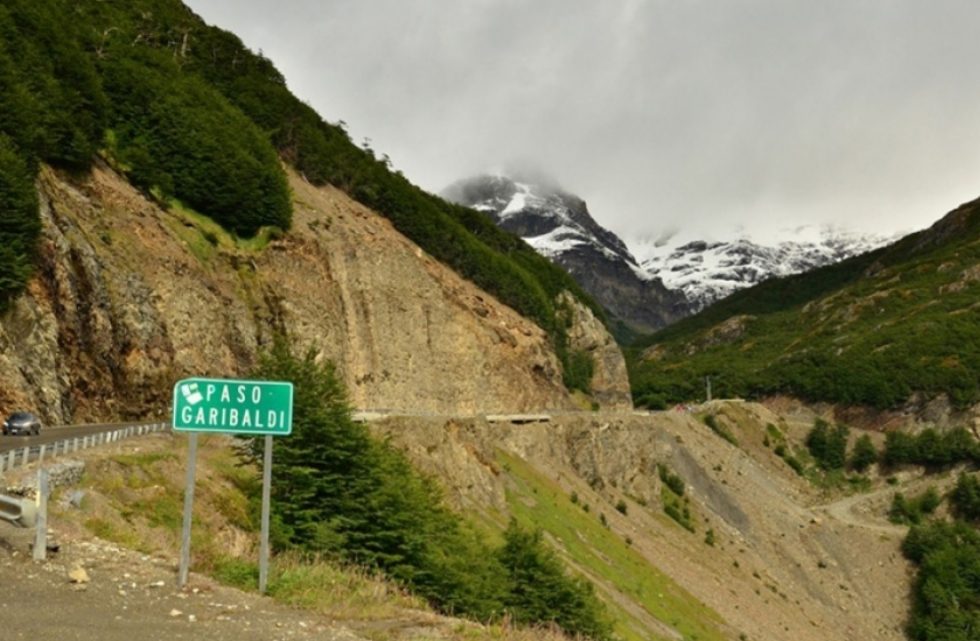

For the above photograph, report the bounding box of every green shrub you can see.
[883,427,979,469]
[950,474,980,522]
[658,464,685,496]
[805,419,848,471]
[662,490,695,533]
[704,529,715,546]
[902,521,980,640]
[100,52,290,236]
[888,487,941,525]
[0,134,39,307]
[784,455,805,476]
[499,521,612,640]
[703,414,738,446]
[563,348,595,394]
[771,443,806,476]
[849,434,878,472]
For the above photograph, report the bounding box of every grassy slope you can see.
[630,198,980,410]
[497,451,728,641]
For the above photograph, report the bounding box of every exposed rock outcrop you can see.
[559,292,632,409]
[0,164,630,423]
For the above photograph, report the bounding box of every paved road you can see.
[0,422,168,455]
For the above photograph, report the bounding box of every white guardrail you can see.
[0,422,170,475]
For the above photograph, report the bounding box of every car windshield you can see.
[8,412,33,421]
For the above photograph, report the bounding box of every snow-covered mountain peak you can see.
[637,224,894,311]
[442,174,688,333]
[443,174,638,267]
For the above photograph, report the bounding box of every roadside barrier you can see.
[0,422,170,475]
[0,493,35,527]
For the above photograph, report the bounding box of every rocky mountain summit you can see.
[442,175,690,334]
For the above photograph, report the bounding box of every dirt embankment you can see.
[376,402,915,641]
[1,401,923,641]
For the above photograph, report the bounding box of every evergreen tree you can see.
[0,134,39,307]
[499,521,612,641]
[805,419,829,465]
[806,419,848,470]
[884,430,919,467]
[902,521,980,641]
[246,339,570,626]
[849,434,878,472]
[950,474,980,522]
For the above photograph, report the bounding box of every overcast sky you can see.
[186,0,980,252]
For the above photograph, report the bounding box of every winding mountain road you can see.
[812,487,907,536]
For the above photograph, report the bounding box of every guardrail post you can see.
[21,447,29,466]
[38,444,46,464]
[33,469,49,562]
[7,450,14,470]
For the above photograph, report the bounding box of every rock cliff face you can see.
[0,164,629,423]
[560,293,632,409]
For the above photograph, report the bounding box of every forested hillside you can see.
[0,0,601,389]
[630,198,980,409]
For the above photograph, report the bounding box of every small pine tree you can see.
[807,419,848,470]
[950,474,980,522]
[499,521,612,641]
[806,419,830,466]
[850,434,878,472]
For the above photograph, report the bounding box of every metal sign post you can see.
[259,434,273,593]
[33,469,49,562]
[178,432,198,586]
[172,378,293,593]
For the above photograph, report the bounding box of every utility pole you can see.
[705,376,712,402]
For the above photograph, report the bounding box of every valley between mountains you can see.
[0,3,978,641]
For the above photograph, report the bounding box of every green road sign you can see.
[172,377,293,435]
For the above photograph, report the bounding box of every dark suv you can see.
[2,411,42,436]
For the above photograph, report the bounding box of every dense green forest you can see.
[242,341,611,639]
[902,507,980,640]
[0,0,601,390]
[629,198,980,409]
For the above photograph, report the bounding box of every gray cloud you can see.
[186,0,980,247]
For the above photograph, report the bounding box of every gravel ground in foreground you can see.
[0,524,364,641]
